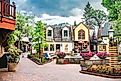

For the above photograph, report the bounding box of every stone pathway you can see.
[0,56,121,81]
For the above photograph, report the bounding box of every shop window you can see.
[56,44,60,50]
[78,29,85,39]
[65,44,68,52]
[99,46,103,51]
[103,45,106,51]
[44,47,48,51]
[50,44,54,51]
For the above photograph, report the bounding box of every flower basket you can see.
[96,52,107,59]
[55,51,66,59]
[80,52,93,60]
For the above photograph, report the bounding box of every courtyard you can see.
[0,55,120,81]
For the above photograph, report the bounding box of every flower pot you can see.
[8,63,17,72]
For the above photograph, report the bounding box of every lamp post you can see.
[108,24,119,67]
[108,26,114,39]
[108,26,114,46]
[38,37,43,62]
[29,36,32,54]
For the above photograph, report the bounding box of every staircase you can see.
[109,46,118,67]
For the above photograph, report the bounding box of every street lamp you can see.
[108,26,114,46]
[38,37,43,62]
[108,26,114,39]
[29,36,32,54]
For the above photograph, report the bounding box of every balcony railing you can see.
[0,1,16,20]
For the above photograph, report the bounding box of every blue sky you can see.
[11,0,107,25]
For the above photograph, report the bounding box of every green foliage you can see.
[83,2,107,28]
[33,21,48,52]
[16,12,34,38]
[102,0,121,21]
[7,31,19,45]
[112,12,121,36]
[118,55,121,60]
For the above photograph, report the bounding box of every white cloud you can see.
[35,13,83,25]
[70,8,83,16]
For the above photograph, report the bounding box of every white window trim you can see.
[62,29,69,38]
[46,27,53,38]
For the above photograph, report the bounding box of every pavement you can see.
[0,53,121,81]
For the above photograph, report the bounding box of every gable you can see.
[74,23,89,33]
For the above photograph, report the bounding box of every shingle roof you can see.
[101,22,110,36]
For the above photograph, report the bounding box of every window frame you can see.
[78,29,85,40]
[47,30,52,37]
[64,30,68,37]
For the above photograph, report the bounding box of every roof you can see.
[90,54,101,60]
[101,22,110,36]
[73,22,94,30]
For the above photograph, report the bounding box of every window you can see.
[50,44,54,51]
[78,29,85,39]
[64,30,68,37]
[44,47,48,51]
[47,30,52,36]
[56,44,60,50]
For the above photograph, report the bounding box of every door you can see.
[0,54,7,68]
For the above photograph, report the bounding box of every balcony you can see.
[0,0,16,30]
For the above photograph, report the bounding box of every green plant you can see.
[7,45,20,63]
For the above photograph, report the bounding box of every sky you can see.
[11,0,108,25]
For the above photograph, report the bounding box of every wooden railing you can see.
[0,1,16,19]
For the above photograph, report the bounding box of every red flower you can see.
[80,52,94,60]
[96,52,107,59]
[55,51,66,58]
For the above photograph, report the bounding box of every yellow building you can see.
[73,22,93,53]
[97,22,110,53]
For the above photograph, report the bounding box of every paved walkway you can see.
[0,56,121,81]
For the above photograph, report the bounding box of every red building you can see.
[0,0,16,57]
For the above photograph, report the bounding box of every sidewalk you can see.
[0,53,121,81]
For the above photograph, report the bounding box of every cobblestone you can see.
[0,56,121,81]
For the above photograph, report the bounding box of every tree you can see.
[102,0,121,21]
[16,12,34,49]
[83,2,107,37]
[33,21,48,53]
[83,2,94,25]
[102,0,121,35]
[112,12,121,36]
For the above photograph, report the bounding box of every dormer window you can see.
[64,30,68,37]
[47,30,52,36]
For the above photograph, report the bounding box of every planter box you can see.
[8,63,17,72]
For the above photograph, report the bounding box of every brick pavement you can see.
[0,56,121,81]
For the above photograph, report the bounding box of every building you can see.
[97,22,110,53]
[72,22,94,53]
[44,23,73,54]
[44,22,95,54]
[0,0,16,57]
